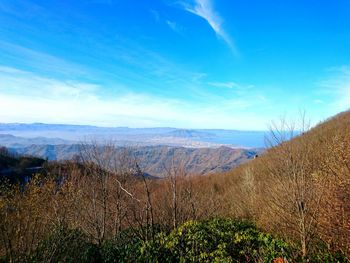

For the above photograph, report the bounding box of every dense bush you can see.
[30,226,100,263]
[2,217,347,262]
[140,218,291,262]
[1,219,291,263]
[99,229,144,263]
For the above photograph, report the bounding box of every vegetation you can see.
[0,147,45,185]
[1,218,292,263]
[1,111,350,262]
[141,218,291,262]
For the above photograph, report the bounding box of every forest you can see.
[1,111,350,262]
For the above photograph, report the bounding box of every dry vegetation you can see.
[211,111,350,258]
[1,111,350,262]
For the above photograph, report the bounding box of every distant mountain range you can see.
[0,123,267,148]
[8,144,260,177]
[0,123,265,177]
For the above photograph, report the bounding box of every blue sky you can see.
[0,0,349,129]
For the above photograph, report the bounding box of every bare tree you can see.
[163,154,186,229]
[263,113,327,258]
[76,142,143,243]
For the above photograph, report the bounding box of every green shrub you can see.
[140,218,291,262]
[24,218,346,262]
[303,239,348,263]
[100,229,143,263]
[30,226,100,263]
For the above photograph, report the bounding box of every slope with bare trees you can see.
[1,111,350,262]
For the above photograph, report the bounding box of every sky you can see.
[0,0,349,130]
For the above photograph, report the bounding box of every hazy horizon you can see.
[1,121,270,131]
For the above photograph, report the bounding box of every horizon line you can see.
[0,122,268,132]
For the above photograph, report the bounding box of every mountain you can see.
[165,129,215,138]
[0,134,72,147]
[0,123,265,177]
[131,146,259,176]
[9,144,261,177]
[202,110,350,256]
[0,148,45,184]
[0,123,267,148]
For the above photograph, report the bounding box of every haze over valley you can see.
[0,123,266,148]
[0,123,263,177]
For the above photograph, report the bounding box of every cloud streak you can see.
[0,41,88,77]
[320,66,350,112]
[208,81,239,89]
[181,0,237,54]
[0,66,270,129]
[166,20,183,34]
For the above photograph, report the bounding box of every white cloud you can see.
[320,66,350,112]
[0,66,270,129]
[313,99,323,104]
[166,20,183,34]
[150,10,183,34]
[150,9,160,22]
[208,81,238,89]
[180,0,237,54]
[0,66,97,100]
[0,41,87,77]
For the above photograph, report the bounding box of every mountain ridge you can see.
[8,144,261,177]
[0,123,267,148]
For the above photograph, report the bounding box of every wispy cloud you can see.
[0,41,87,77]
[150,9,184,34]
[180,0,237,54]
[0,66,270,129]
[166,20,183,34]
[320,66,350,112]
[0,38,204,98]
[208,81,239,89]
[0,0,44,18]
[208,81,255,96]
[313,99,324,104]
[0,66,98,100]
[150,9,160,22]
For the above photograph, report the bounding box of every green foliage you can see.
[140,218,291,262]
[303,240,348,263]
[14,218,346,262]
[100,229,143,263]
[0,149,46,185]
[30,225,100,263]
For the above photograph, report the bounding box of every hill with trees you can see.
[0,147,45,184]
[9,144,260,177]
[0,111,350,262]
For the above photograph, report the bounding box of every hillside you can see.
[0,147,46,184]
[206,110,350,258]
[1,111,350,262]
[0,134,71,147]
[9,144,260,177]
